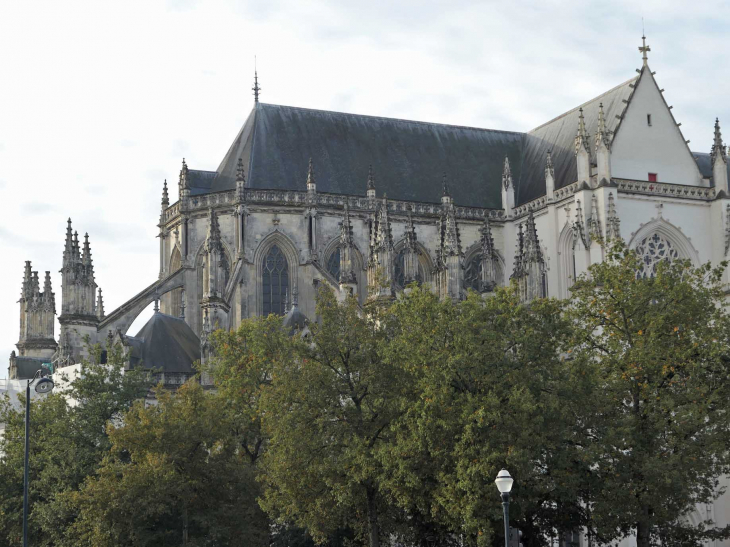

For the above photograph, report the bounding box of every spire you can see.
[63,219,74,266]
[43,271,52,294]
[639,34,651,67]
[575,108,591,154]
[73,231,81,262]
[82,233,92,267]
[366,164,376,199]
[96,287,104,319]
[573,199,589,248]
[523,209,543,264]
[545,151,554,180]
[179,158,190,199]
[595,103,611,151]
[161,180,169,210]
[252,61,261,104]
[711,118,727,164]
[478,216,498,293]
[21,261,32,299]
[405,205,418,250]
[442,172,450,197]
[511,223,525,280]
[502,157,512,190]
[306,157,316,192]
[480,216,495,258]
[377,196,394,250]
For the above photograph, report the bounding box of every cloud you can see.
[172,139,190,158]
[20,201,58,216]
[84,185,107,195]
[119,139,136,148]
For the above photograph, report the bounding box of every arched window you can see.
[262,245,289,315]
[170,247,182,272]
[463,254,504,292]
[464,255,481,292]
[394,249,424,288]
[327,247,341,282]
[635,232,680,279]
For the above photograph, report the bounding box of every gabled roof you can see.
[519,76,638,203]
[128,312,200,373]
[205,103,525,209]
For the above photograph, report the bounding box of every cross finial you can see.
[639,35,651,67]
[252,57,261,103]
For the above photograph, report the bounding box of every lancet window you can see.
[394,249,424,288]
[327,248,341,282]
[262,245,289,315]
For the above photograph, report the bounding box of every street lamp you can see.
[23,369,54,547]
[495,469,514,547]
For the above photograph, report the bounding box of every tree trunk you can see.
[366,486,380,547]
[636,506,651,547]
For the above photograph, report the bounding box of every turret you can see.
[595,103,612,184]
[501,157,515,217]
[711,118,728,194]
[58,220,100,364]
[575,108,591,185]
[16,262,57,359]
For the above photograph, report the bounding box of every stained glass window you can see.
[464,255,482,291]
[262,245,289,315]
[328,248,341,282]
[635,233,679,279]
[394,249,424,288]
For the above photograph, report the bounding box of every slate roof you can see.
[186,71,716,207]
[127,312,200,373]
[692,151,730,182]
[519,76,639,203]
[201,103,525,209]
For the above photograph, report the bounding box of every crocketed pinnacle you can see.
[711,118,727,164]
[502,156,512,190]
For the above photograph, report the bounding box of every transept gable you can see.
[610,67,703,185]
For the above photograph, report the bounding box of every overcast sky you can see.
[1,0,729,376]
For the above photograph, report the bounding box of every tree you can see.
[568,242,730,547]
[0,344,150,546]
[379,285,587,547]
[258,288,410,547]
[69,381,269,546]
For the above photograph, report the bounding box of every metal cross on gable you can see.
[639,35,651,66]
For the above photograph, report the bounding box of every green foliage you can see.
[69,381,269,546]
[0,344,150,546]
[567,242,730,547]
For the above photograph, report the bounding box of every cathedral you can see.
[8,37,730,396]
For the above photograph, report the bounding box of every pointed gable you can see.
[610,68,702,185]
[519,77,638,203]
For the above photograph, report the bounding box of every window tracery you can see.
[394,249,424,288]
[327,247,341,282]
[262,244,289,315]
[635,232,679,279]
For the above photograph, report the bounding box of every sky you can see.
[1,0,730,376]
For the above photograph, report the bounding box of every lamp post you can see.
[495,469,514,547]
[22,369,54,547]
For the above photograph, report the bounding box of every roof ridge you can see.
[528,75,640,133]
[257,102,526,137]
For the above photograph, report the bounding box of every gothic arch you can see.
[393,239,435,285]
[169,245,182,272]
[557,223,576,299]
[462,242,506,290]
[628,217,700,269]
[322,235,365,282]
[253,231,300,316]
